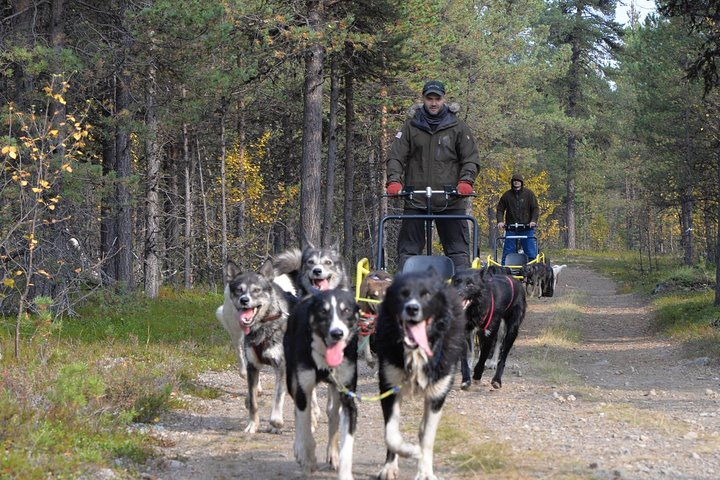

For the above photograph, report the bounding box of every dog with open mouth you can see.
[374,269,466,480]
[273,243,350,297]
[216,259,296,434]
[284,289,359,479]
[452,267,526,390]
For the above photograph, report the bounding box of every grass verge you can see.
[0,286,230,479]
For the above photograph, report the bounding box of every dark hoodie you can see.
[496,173,539,225]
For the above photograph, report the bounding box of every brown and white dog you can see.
[356,270,393,367]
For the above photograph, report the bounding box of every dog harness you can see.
[249,311,284,362]
[480,276,515,332]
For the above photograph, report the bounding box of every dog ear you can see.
[226,260,240,282]
[259,258,274,280]
[301,231,316,250]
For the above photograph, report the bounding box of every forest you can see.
[2,0,720,320]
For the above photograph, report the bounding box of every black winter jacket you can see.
[387,104,480,208]
[496,186,539,226]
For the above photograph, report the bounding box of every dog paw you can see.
[491,379,502,389]
[296,454,317,475]
[460,380,471,390]
[270,417,284,430]
[484,360,498,369]
[472,371,483,381]
[414,474,438,480]
[244,421,258,433]
[378,465,400,480]
[327,449,339,470]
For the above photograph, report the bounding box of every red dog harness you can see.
[480,276,515,332]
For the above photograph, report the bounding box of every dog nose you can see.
[239,295,250,306]
[404,303,419,317]
[312,267,323,276]
[329,328,344,341]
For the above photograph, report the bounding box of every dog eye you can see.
[324,259,333,266]
[421,290,431,299]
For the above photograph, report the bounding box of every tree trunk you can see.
[566,133,577,249]
[322,58,339,247]
[235,101,246,239]
[680,191,693,266]
[115,70,134,291]
[196,138,213,285]
[300,0,324,248]
[343,70,355,259]
[144,47,161,298]
[101,101,118,283]
[378,87,389,265]
[220,105,229,266]
[564,13,582,250]
[183,112,193,289]
[715,147,720,307]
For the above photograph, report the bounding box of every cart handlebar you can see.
[502,222,536,230]
[385,185,477,199]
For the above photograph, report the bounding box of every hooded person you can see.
[496,173,540,264]
[385,80,481,271]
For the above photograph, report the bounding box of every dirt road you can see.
[145,264,720,479]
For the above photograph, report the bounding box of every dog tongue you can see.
[325,340,346,368]
[238,308,254,335]
[408,321,433,358]
[314,278,330,291]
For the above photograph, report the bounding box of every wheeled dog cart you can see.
[485,222,545,280]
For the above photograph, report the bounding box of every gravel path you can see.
[144,265,720,479]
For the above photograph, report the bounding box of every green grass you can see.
[0,286,231,479]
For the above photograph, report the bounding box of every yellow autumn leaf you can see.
[20,180,28,186]
[15,270,23,276]
[40,180,50,188]
[49,129,59,136]
[32,187,43,193]
[2,278,14,288]
[48,204,55,210]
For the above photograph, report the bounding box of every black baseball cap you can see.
[422,80,445,97]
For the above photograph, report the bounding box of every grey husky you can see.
[215,259,296,433]
[273,244,350,297]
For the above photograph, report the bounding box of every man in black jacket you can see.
[496,173,539,264]
[386,80,480,271]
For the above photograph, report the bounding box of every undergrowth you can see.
[0,286,229,479]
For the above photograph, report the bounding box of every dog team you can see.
[215,243,565,480]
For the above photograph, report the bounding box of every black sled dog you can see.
[284,289,360,480]
[452,268,526,390]
[374,269,466,480]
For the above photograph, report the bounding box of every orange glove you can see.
[386,182,403,195]
[457,181,473,195]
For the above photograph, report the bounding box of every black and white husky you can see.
[273,244,350,297]
[215,259,295,433]
[284,289,359,479]
[374,270,466,480]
